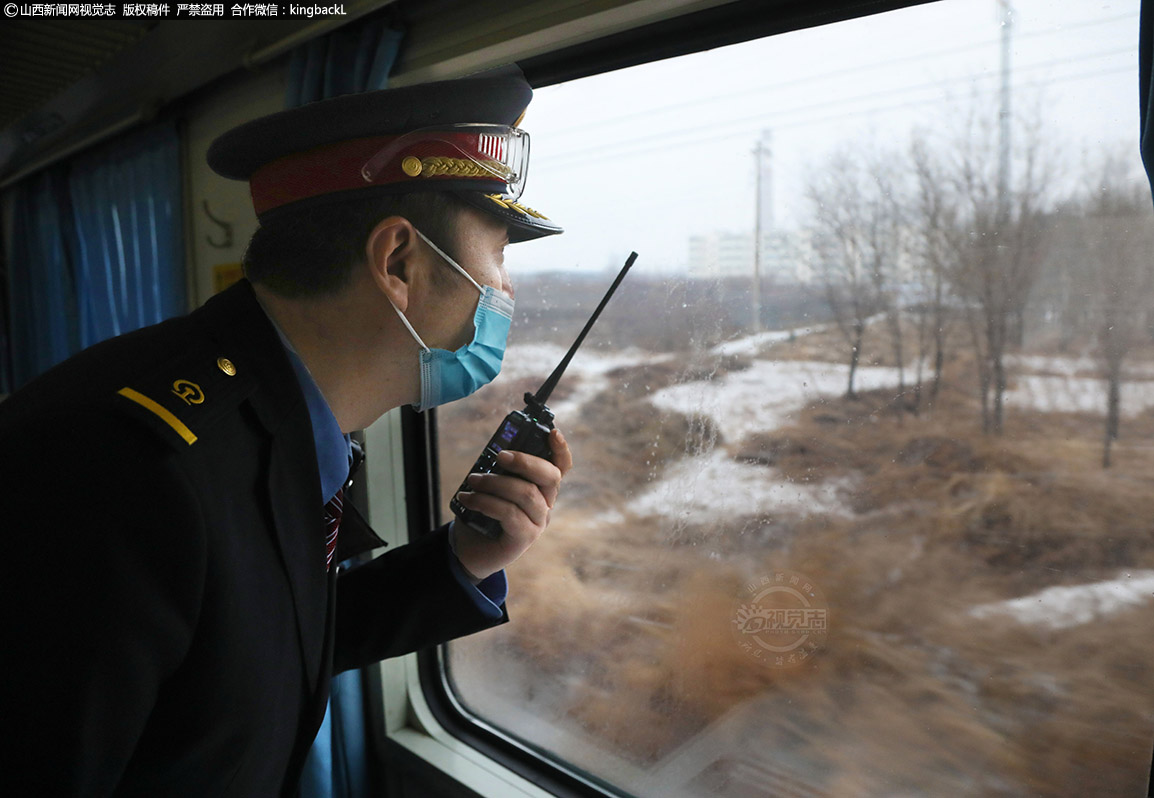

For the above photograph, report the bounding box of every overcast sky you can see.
[505,0,1143,277]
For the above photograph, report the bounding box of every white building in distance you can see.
[687,229,816,285]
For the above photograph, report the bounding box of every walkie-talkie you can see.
[450,251,639,539]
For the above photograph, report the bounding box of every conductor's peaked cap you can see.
[206,73,562,243]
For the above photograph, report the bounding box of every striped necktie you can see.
[324,489,344,571]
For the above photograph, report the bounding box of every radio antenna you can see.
[528,251,638,408]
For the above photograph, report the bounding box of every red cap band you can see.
[249,132,509,216]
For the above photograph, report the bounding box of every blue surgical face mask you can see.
[388,229,514,412]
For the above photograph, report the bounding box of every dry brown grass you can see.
[444,345,1154,795]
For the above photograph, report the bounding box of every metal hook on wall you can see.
[202,200,234,249]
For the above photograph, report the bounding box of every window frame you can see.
[359,0,1154,795]
[362,406,598,797]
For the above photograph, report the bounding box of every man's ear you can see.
[365,216,415,312]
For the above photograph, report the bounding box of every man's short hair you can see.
[242,192,466,298]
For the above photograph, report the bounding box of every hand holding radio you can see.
[451,427,572,581]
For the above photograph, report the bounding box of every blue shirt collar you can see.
[260,305,351,504]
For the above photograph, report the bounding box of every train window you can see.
[433,1,1152,795]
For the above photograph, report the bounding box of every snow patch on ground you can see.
[650,359,902,442]
[504,334,907,527]
[1005,374,1154,417]
[1006,354,1098,377]
[593,449,852,526]
[1007,354,1154,379]
[709,326,825,358]
[969,571,1154,630]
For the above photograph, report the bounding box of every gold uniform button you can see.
[401,156,423,177]
[217,357,237,376]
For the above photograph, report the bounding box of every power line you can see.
[545,46,1132,165]
[770,64,1133,134]
[541,11,1138,143]
[543,56,1134,170]
[539,64,1134,176]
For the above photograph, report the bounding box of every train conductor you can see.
[0,72,572,795]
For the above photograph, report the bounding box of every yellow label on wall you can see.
[213,263,244,294]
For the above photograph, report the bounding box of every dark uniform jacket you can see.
[0,280,506,796]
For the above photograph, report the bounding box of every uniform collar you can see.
[280,341,351,505]
[256,298,352,505]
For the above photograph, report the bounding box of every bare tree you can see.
[865,156,909,405]
[1078,148,1154,467]
[908,133,958,411]
[930,108,1053,434]
[805,150,894,399]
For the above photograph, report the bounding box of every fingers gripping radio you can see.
[450,252,638,539]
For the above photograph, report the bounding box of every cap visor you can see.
[457,192,563,243]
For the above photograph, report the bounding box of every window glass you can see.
[439,2,1154,795]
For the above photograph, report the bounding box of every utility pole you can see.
[752,130,772,333]
[996,0,1013,223]
[997,0,1021,350]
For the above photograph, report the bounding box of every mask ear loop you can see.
[393,227,491,353]
[414,228,484,294]
[389,301,431,353]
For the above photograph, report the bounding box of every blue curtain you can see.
[5,167,79,388]
[290,17,404,798]
[68,123,185,349]
[286,19,403,108]
[2,121,184,390]
[301,671,370,797]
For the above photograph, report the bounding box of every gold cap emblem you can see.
[217,357,236,376]
[401,156,423,177]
